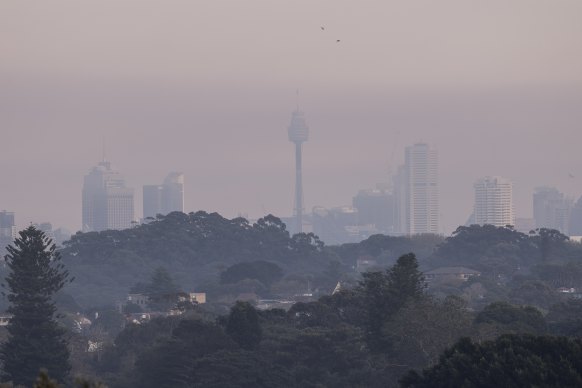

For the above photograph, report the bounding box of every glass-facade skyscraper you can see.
[82,161,134,232]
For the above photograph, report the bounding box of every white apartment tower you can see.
[473,176,514,227]
[395,143,439,234]
[82,161,135,232]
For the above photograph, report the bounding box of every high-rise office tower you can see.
[393,165,408,235]
[143,172,185,219]
[533,187,572,234]
[570,196,582,237]
[82,161,134,232]
[143,185,163,219]
[288,110,309,234]
[162,172,184,214]
[0,210,16,255]
[394,143,439,234]
[473,176,514,227]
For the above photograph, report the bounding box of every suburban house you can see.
[356,255,378,272]
[0,314,12,327]
[424,267,481,282]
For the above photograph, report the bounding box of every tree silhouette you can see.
[226,301,262,350]
[0,226,72,386]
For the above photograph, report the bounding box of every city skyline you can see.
[1,1,581,234]
[2,136,582,236]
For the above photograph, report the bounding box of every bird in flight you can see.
[336,39,341,43]
[569,173,575,179]
[321,26,325,30]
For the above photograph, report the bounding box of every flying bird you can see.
[321,26,325,30]
[336,39,341,43]
[569,173,575,179]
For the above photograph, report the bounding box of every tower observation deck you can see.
[288,110,309,233]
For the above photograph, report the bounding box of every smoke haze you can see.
[1,0,581,233]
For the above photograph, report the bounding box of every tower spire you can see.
[288,108,310,233]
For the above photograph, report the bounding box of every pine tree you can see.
[360,253,425,353]
[0,226,72,386]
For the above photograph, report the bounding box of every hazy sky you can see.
[1,1,582,234]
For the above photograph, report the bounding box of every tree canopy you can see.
[401,335,582,387]
[0,226,72,386]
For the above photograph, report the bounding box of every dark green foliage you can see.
[132,319,234,388]
[332,233,443,267]
[89,250,582,388]
[401,335,582,388]
[31,219,582,387]
[54,291,82,313]
[433,224,535,277]
[360,253,425,352]
[383,296,472,368]
[258,317,371,388]
[191,350,294,388]
[290,232,324,254]
[475,301,547,335]
[270,325,369,387]
[388,253,426,301]
[532,262,582,288]
[130,267,182,311]
[509,280,562,309]
[226,301,262,350]
[95,316,184,380]
[91,308,126,337]
[143,267,180,296]
[220,261,284,288]
[0,227,72,386]
[529,228,569,262]
[122,302,142,314]
[547,299,582,337]
[60,212,332,307]
[33,370,59,388]
[288,301,342,328]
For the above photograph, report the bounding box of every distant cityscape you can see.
[2,108,582,253]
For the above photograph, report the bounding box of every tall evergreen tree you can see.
[360,253,425,352]
[0,226,72,386]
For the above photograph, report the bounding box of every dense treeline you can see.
[57,212,330,306]
[74,253,582,387]
[402,335,582,387]
[3,219,582,386]
[28,211,582,311]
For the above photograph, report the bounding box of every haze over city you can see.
[5,2,582,387]
[2,0,582,234]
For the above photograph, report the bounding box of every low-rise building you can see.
[356,255,378,272]
[425,267,481,282]
[0,314,12,327]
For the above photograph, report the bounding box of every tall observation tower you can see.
[288,109,309,233]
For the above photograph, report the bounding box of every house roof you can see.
[425,267,481,275]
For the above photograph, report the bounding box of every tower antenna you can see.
[296,89,300,111]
